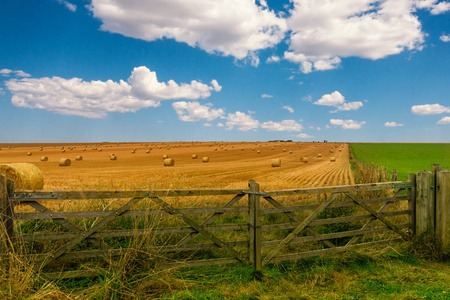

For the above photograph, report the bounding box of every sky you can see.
[0,0,449,143]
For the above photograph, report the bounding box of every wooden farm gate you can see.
[1,165,449,279]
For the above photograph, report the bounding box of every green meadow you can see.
[349,143,450,180]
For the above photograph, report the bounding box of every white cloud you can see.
[285,0,426,73]
[0,69,31,77]
[302,95,312,102]
[315,91,346,106]
[437,116,450,124]
[330,119,366,129]
[430,1,450,14]
[203,123,212,127]
[266,55,281,63]
[411,103,450,115]
[314,91,363,112]
[217,123,224,127]
[5,66,221,118]
[282,105,294,113]
[384,121,404,127]
[440,34,450,42]
[297,133,313,138]
[262,94,274,98]
[89,0,287,63]
[261,120,303,131]
[225,111,260,131]
[56,0,76,12]
[287,75,294,80]
[172,101,224,122]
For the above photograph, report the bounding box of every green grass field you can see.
[350,143,450,180]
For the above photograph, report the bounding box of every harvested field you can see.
[0,142,353,190]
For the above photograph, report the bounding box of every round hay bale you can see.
[339,149,342,152]
[257,150,261,154]
[271,147,275,150]
[131,150,136,154]
[82,148,86,151]
[163,158,175,166]
[162,154,169,159]
[302,157,309,163]
[39,148,43,151]
[0,163,44,190]
[330,157,336,162]
[330,149,334,153]
[26,152,32,156]
[98,149,102,152]
[192,154,197,159]
[40,156,48,161]
[241,148,244,151]
[75,156,83,161]
[271,158,281,167]
[146,150,151,154]
[61,149,66,153]
[202,157,209,163]
[110,155,117,160]
[59,158,71,166]
[317,154,322,158]
[289,150,293,154]
[224,148,228,151]
[283,149,287,152]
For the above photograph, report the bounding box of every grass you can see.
[350,143,450,180]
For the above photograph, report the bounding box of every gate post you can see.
[415,170,434,236]
[248,180,261,271]
[436,169,450,255]
[0,174,13,253]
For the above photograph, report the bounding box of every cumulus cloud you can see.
[297,133,313,138]
[225,111,260,131]
[5,66,221,118]
[266,55,281,63]
[437,116,450,124]
[429,1,450,14]
[282,105,294,113]
[89,0,287,63]
[411,103,450,115]
[314,91,363,112]
[260,120,303,131]
[262,94,274,98]
[0,69,31,77]
[330,119,366,129]
[385,121,404,127]
[440,34,450,42]
[56,0,76,12]
[285,0,426,73]
[172,101,224,122]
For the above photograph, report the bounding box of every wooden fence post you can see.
[248,180,261,272]
[0,174,13,254]
[436,169,450,255]
[391,170,398,181]
[408,173,416,235]
[415,170,434,236]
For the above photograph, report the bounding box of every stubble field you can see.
[0,141,353,191]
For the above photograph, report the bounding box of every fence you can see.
[0,164,449,279]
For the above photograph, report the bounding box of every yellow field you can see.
[0,141,354,191]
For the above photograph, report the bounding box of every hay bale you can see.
[40,156,48,161]
[257,150,261,154]
[192,154,197,159]
[330,149,334,153]
[271,158,281,167]
[61,149,66,153]
[330,157,336,162]
[302,157,309,163]
[289,150,293,154]
[202,157,209,163]
[110,155,117,160]
[163,158,175,166]
[131,150,135,154]
[75,156,83,161]
[82,148,86,151]
[59,158,71,166]
[0,163,44,190]
[317,154,322,158]
[162,154,169,159]
[39,148,43,151]
[283,149,287,152]
[26,152,32,156]
[146,150,151,154]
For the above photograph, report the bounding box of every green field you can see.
[350,143,450,180]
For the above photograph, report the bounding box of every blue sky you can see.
[0,0,449,143]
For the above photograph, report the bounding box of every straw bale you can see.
[317,154,322,157]
[61,149,66,153]
[0,163,44,190]
[271,158,281,167]
[40,156,48,161]
[110,155,117,160]
[192,154,197,159]
[289,150,293,154]
[202,157,209,163]
[302,157,309,163]
[146,150,151,154]
[75,156,83,161]
[163,158,175,166]
[257,150,261,154]
[59,158,71,166]
[162,154,169,159]
[330,157,336,162]
[26,152,32,156]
